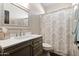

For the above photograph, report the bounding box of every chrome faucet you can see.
[16,34,18,37]
[20,32,21,36]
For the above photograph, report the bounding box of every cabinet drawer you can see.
[33,45,43,56]
[32,37,43,56]
[33,41,42,48]
[33,37,42,43]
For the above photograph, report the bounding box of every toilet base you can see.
[42,49,50,56]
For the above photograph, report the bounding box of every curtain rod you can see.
[41,6,73,15]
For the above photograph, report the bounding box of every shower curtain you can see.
[41,7,79,56]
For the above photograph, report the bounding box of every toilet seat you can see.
[43,43,52,51]
[42,43,52,56]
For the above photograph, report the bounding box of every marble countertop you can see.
[0,34,42,49]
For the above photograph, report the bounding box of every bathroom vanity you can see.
[0,3,43,56]
[0,34,43,56]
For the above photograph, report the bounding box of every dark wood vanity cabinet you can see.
[3,40,32,56]
[10,45,32,56]
[32,37,43,56]
[0,37,43,56]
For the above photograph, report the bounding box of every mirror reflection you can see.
[3,3,29,26]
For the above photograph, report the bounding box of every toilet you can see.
[42,43,52,56]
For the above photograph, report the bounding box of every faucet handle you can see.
[16,34,18,37]
[20,32,21,36]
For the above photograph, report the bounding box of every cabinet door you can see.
[4,40,32,56]
[9,45,32,56]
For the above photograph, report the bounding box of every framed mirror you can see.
[3,3,29,27]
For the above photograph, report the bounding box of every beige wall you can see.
[29,15,41,34]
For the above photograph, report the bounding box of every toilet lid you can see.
[43,43,52,48]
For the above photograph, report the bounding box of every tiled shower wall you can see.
[40,7,79,55]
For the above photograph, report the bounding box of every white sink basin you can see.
[15,35,33,39]
[0,34,42,49]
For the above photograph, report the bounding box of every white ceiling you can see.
[17,3,72,15]
[41,3,72,13]
[28,3,45,15]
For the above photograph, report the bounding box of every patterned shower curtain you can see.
[41,7,79,56]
